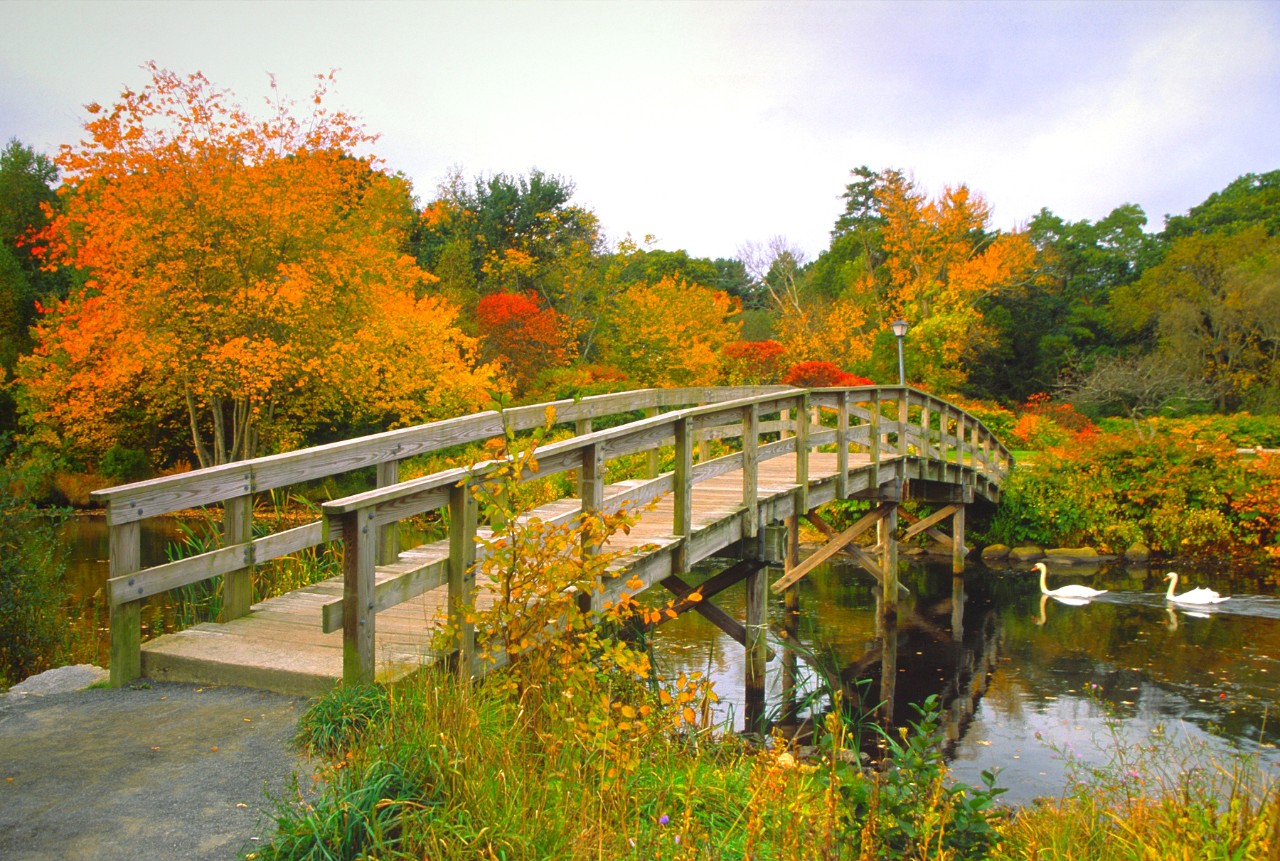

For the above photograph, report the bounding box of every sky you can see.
[3,0,1278,262]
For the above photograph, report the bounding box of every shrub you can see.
[99,444,151,483]
[988,418,1280,558]
[782,361,873,388]
[0,461,70,688]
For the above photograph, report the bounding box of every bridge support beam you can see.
[878,501,899,727]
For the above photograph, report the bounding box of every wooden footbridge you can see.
[93,386,1012,700]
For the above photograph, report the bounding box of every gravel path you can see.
[0,667,315,861]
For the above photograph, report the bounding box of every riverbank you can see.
[0,668,314,861]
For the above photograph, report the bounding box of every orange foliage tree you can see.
[873,172,1037,390]
[20,65,493,467]
[475,291,577,394]
[602,276,741,387]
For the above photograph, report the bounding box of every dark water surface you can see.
[650,554,1280,804]
[59,518,1280,804]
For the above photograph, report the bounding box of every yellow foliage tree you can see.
[603,276,741,387]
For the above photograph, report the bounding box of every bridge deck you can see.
[139,453,856,694]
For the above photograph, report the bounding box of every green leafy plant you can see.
[295,684,392,759]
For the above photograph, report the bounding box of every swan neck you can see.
[1166,572,1178,599]
[1039,565,1049,594]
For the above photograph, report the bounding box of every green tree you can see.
[1109,226,1280,411]
[965,204,1158,402]
[1163,170,1280,240]
[0,139,66,435]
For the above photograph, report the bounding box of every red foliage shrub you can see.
[476,291,575,392]
[720,340,786,385]
[781,361,872,388]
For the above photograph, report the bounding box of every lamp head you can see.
[891,318,909,338]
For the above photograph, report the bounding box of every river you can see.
[59,516,1280,804]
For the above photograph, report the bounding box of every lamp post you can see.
[891,318,908,386]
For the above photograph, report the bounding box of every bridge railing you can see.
[91,386,787,684]
[318,386,1013,683]
[91,385,1013,686]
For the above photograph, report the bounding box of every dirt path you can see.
[0,668,314,860]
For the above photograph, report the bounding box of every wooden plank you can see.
[770,503,891,593]
[901,504,959,540]
[94,412,506,523]
[109,521,325,605]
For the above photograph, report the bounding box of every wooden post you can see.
[575,418,593,500]
[673,416,693,572]
[581,443,604,555]
[741,405,759,540]
[879,504,899,622]
[448,481,478,677]
[835,391,849,499]
[108,518,142,687]
[870,390,881,476]
[784,513,800,617]
[952,504,966,575]
[878,503,899,727]
[377,460,401,564]
[794,394,810,516]
[744,559,768,733]
[926,399,936,463]
[645,406,660,479]
[222,493,254,621]
[342,507,377,685]
[897,391,909,458]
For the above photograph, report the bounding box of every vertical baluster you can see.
[448,480,478,677]
[342,506,377,685]
[108,517,142,687]
[673,416,693,572]
[377,460,401,564]
[645,406,660,479]
[794,394,810,516]
[741,404,759,540]
[222,490,254,621]
[835,391,849,499]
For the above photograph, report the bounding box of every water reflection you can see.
[650,556,1280,804]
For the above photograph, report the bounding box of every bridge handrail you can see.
[318,386,1012,680]
[95,384,1013,686]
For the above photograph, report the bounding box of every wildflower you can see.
[659,814,669,826]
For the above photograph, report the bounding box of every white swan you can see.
[1034,562,1108,599]
[1164,571,1229,605]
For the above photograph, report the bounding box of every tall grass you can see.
[155,492,342,633]
[994,701,1280,859]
